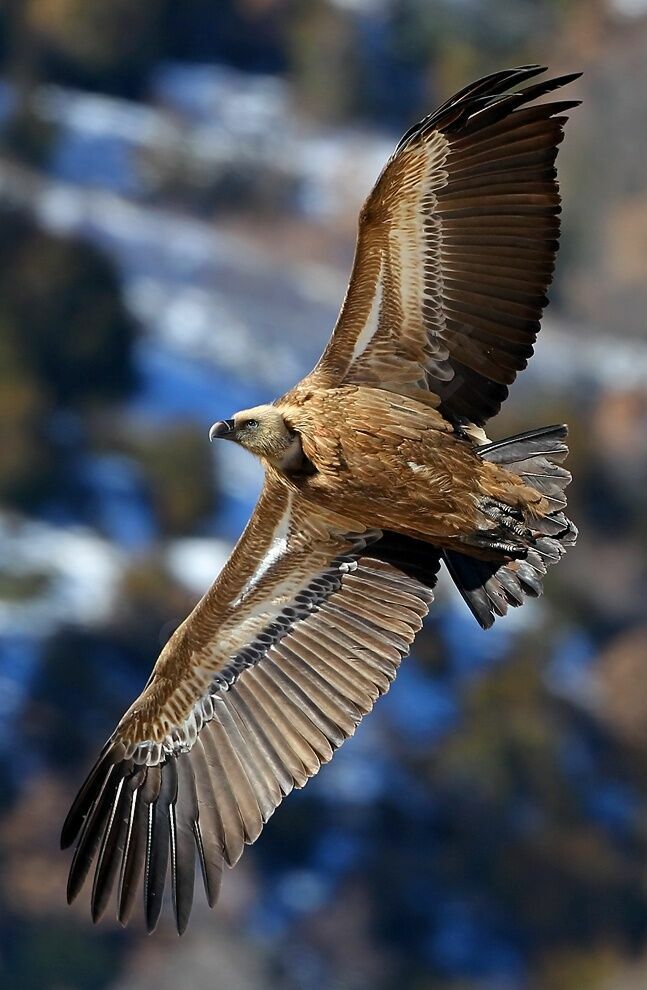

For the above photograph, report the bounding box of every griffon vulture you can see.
[62,65,579,933]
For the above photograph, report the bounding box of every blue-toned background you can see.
[1,2,647,988]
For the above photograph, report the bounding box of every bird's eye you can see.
[245,419,259,429]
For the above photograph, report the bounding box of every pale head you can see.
[209,404,301,468]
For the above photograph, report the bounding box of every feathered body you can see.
[275,385,546,549]
[61,66,580,934]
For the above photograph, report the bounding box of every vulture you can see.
[62,65,580,933]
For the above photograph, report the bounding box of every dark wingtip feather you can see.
[61,743,120,850]
[90,778,127,923]
[521,71,582,96]
[90,768,145,924]
[117,767,161,927]
[144,759,178,933]
[396,65,551,153]
[170,759,198,935]
[66,769,119,904]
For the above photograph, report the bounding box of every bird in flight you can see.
[62,65,579,933]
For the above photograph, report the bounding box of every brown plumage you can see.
[62,65,579,933]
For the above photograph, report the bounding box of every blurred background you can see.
[0,1,646,988]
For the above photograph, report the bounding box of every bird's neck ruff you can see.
[268,432,316,476]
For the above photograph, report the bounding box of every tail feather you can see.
[445,424,577,629]
[479,424,570,463]
[480,423,571,510]
[442,550,541,628]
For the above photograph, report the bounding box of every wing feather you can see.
[91,770,143,923]
[169,756,197,935]
[62,479,440,931]
[186,742,224,909]
[117,766,160,925]
[144,759,176,933]
[303,66,580,424]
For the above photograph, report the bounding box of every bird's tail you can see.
[443,425,577,628]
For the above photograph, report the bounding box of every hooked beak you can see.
[209,418,236,442]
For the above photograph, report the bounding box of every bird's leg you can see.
[478,497,533,540]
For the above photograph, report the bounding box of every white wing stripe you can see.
[349,257,384,364]
[231,495,293,608]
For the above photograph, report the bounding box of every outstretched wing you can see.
[62,476,440,933]
[306,65,580,425]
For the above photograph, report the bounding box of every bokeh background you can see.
[0,2,646,988]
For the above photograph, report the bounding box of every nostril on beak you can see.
[209,419,235,442]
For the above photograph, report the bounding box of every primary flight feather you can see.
[62,65,579,933]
